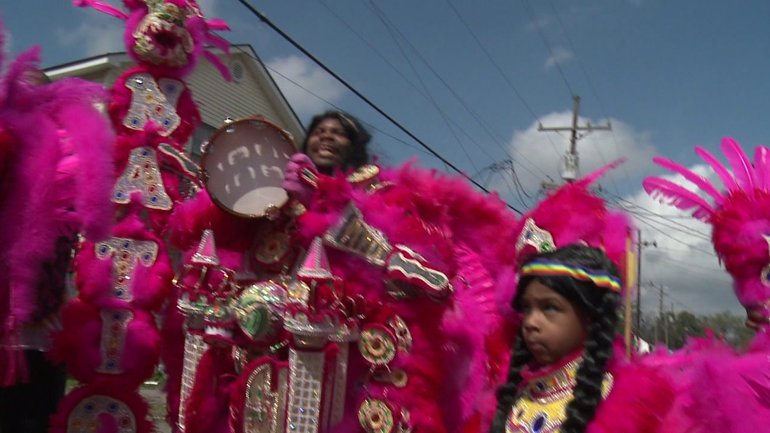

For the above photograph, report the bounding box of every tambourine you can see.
[200,117,296,218]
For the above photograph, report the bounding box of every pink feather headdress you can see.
[510,160,634,297]
[643,137,770,309]
[75,0,231,79]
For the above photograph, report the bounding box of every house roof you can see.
[44,44,305,143]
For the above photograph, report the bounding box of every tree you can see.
[633,310,754,350]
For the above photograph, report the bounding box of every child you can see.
[491,245,672,433]
[491,244,619,433]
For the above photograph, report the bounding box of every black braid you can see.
[560,290,619,433]
[489,336,531,433]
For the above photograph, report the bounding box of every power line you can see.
[521,0,575,97]
[546,0,631,194]
[365,0,482,174]
[234,0,523,214]
[444,0,563,160]
[227,44,430,158]
[320,0,554,186]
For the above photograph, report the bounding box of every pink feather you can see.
[73,0,129,20]
[720,137,756,196]
[652,156,724,205]
[754,146,770,191]
[576,158,626,188]
[695,146,738,192]
[642,177,714,220]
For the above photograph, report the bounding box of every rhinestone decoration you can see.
[95,237,159,302]
[234,281,286,341]
[244,362,289,433]
[254,230,291,265]
[358,399,395,433]
[516,218,556,255]
[506,358,614,433]
[286,349,324,433]
[122,73,182,136]
[388,316,412,353]
[330,343,350,424]
[68,394,136,433]
[358,325,397,366]
[178,332,208,431]
[96,309,134,374]
[113,146,173,210]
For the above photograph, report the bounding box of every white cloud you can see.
[544,47,574,71]
[197,0,219,18]
[265,55,346,119]
[55,18,123,58]
[624,164,742,315]
[502,114,742,315]
[502,111,656,196]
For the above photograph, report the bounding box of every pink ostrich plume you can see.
[644,137,770,308]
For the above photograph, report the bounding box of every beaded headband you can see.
[520,259,622,293]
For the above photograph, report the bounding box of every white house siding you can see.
[186,56,300,147]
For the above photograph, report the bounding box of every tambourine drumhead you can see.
[200,117,296,218]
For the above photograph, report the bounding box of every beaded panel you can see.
[96,309,134,374]
[67,394,136,433]
[177,332,208,431]
[122,73,183,136]
[95,237,159,302]
[243,362,289,433]
[112,146,173,210]
[330,343,349,426]
[286,349,325,433]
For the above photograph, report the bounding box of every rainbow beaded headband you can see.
[520,259,622,293]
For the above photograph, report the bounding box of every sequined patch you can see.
[358,325,397,366]
[234,281,286,341]
[122,73,183,136]
[96,309,134,374]
[244,362,289,433]
[95,237,159,301]
[286,349,325,433]
[388,316,412,353]
[254,230,291,265]
[516,218,556,254]
[113,146,173,210]
[358,399,395,433]
[67,394,137,433]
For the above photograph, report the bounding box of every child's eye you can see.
[543,303,559,312]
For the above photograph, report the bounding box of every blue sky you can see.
[4,0,769,318]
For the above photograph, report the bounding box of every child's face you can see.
[519,280,587,366]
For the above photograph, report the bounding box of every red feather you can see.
[643,177,714,220]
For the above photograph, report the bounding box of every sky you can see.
[4,0,770,318]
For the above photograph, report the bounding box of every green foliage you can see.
[632,307,754,350]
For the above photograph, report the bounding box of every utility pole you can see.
[538,95,612,183]
[636,232,657,335]
[655,284,664,343]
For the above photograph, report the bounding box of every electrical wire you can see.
[234,0,523,214]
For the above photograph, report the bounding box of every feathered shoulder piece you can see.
[643,137,770,308]
[511,160,634,291]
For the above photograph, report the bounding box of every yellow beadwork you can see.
[506,358,613,433]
